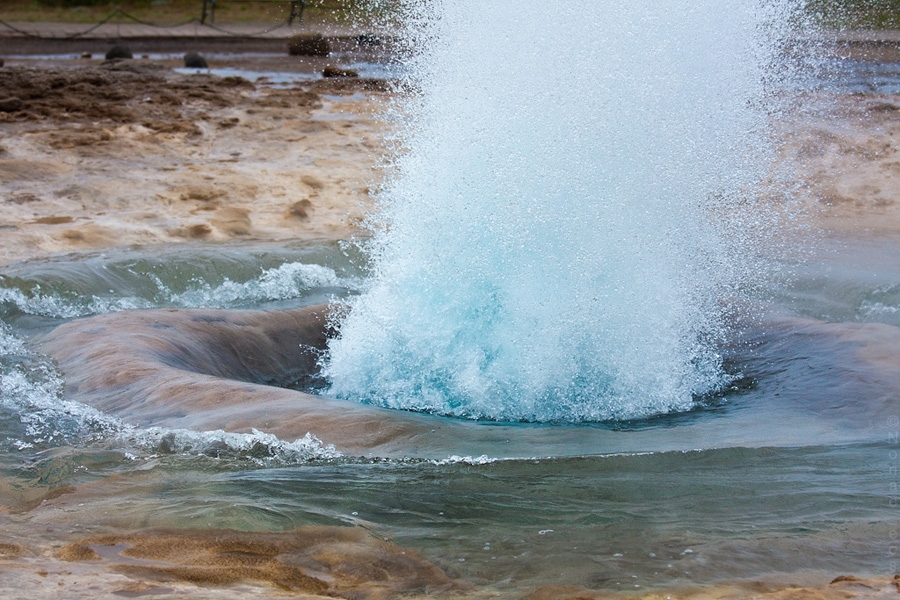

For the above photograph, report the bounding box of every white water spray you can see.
[324,0,792,422]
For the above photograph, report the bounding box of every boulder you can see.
[287,32,330,56]
[184,52,209,69]
[105,44,133,60]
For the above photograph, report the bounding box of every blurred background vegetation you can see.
[0,0,381,24]
[0,0,899,28]
[806,0,900,28]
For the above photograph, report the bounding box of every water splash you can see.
[164,262,344,308]
[324,0,796,422]
[0,260,350,319]
[0,324,339,464]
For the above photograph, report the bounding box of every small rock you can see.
[183,52,209,69]
[301,175,324,190]
[322,65,359,78]
[0,97,23,112]
[869,101,900,113]
[185,223,212,238]
[0,58,4,68]
[355,33,381,46]
[287,32,330,56]
[830,575,863,585]
[288,199,313,219]
[80,52,91,59]
[105,44,133,60]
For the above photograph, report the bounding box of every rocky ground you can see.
[0,56,389,266]
[779,91,900,237]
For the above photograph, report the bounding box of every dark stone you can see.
[288,199,313,219]
[105,45,133,60]
[184,52,209,69]
[80,52,91,59]
[287,33,330,56]
[0,97,23,112]
[0,58,4,68]
[322,65,359,78]
[355,33,381,46]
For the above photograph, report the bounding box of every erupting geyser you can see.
[323,0,793,422]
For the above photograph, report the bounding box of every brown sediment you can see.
[521,576,900,599]
[555,577,888,599]
[0,61,386,265]
[779,92,900,236]
[34,303,482,457]
[58,543,100,562]
[56,527,461,598]
[31,215,74,225]
[288,198,314,219]
[0,542,27,558]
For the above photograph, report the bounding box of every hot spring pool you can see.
[0,233,898,595]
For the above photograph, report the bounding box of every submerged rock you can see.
[322,65,359,78]
[287,32,330,56]
[105,44,133,60]
[184,52,209,69]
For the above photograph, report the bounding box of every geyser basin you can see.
[13,240,897,460]
[323,0,793,422]
[3,234,900,593]
[4,1,900,595]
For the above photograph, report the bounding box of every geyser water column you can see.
[324,0,789,422]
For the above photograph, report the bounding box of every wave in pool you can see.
[0,243,363,322]
[0,322,340,465]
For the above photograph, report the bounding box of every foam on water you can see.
[323,0,795,422]
[0,323,339,464]
[0,260,350,319]
[163,262,345,308]
[0,286,153,319]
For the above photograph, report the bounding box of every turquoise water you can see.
[323,0,793,422]
[1,235,899,591]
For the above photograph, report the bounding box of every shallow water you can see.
[6,50,403,83]
[1,232,899,594]
[792,52,900,94]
